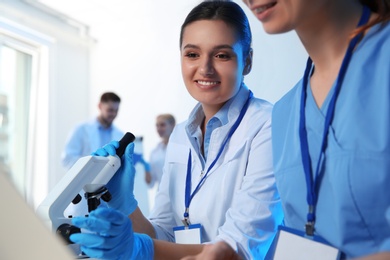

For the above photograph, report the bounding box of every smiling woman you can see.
[180,19,251,121]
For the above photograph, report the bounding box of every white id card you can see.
[266,226,342,260]
[173,224,202,244]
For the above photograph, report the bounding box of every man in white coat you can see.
[61,92,124,217]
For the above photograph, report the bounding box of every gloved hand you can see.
[133,153,151,172]
[132,153,144,165]
[70,207,154,260]
[91,141,137,215]
[143,161,151,172]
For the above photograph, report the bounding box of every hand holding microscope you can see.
[36,132,135,257]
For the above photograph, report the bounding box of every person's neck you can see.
[297,2,362,72]
[98,116,111,128]
[162,137,169,145]
[296,3,363,107]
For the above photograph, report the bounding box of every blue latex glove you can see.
[143,161,151,172]
[70,208,154,260]
[132,153,144,165]
[133,153,151,172]
[91,141,137,215]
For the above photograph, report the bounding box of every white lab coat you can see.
[149,86,283,259]
[148,142,167,188]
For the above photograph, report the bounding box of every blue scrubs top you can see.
[272,22,390,258]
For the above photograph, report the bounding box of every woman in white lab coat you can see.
[69,1,283,259]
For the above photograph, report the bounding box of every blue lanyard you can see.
[183,91,253,225]
[299,6,370,236]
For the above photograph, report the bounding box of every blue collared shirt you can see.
[98,123,114,148]
[186,97,232,164]
[62,118,123,170]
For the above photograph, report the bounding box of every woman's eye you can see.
[184,53,198,58]
[216,53,230,59]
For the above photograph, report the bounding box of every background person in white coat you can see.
[61,91,124,217]
[145,113,176,189]
[134,114,176,189]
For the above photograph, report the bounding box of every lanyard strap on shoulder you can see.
[299,6,371,236]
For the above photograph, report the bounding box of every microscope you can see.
[36,132,135,256]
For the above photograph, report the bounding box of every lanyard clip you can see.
[305,221,315,236]
[182,218,191,227]
[182,208,191,227]
[305,205,315,236]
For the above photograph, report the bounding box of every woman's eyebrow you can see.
[182,44,200,50]
[183,44,234,50]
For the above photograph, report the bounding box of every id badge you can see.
[173,224,202,244]
[266,226,342,260]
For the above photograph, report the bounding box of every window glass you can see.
[0,43,32,198]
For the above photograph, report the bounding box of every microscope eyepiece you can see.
[116,132,135,157]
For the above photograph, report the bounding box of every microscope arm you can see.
[36,155,120,231]
[36,132,135,234]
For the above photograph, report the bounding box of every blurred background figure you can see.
[61,91,123,216]
[146,114,176,189]
[133,113,176,210]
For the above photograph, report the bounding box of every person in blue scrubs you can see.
[183,0,390,259]
[68,1,283,259]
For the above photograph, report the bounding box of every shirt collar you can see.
[185,83,250,135]
[95,117,112,131]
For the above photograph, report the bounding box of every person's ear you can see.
[243,48,253,75]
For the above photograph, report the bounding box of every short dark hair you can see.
[179,0,252,57]
[100,92,121,103]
